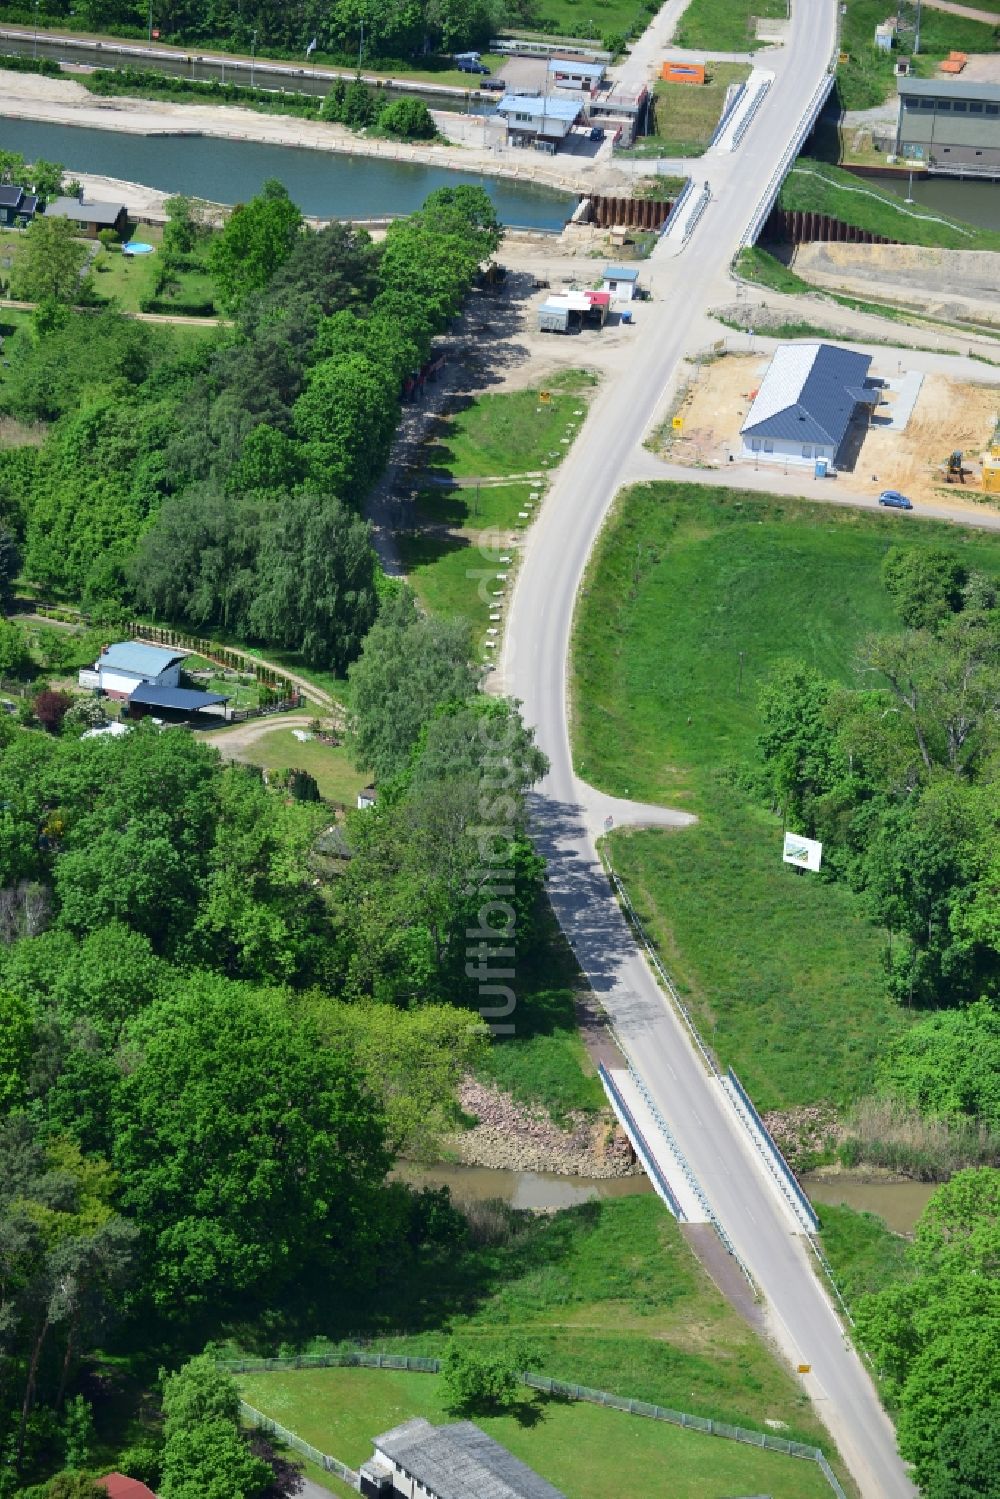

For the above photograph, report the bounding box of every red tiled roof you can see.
[97,1476,158,1499]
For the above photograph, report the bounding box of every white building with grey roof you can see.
[360,1418,566,1499]
[739,342,876,469]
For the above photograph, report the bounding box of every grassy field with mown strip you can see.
[425,374,595,480]
[234,1195,844,1489]
[237,1364,835,1499]
[674,0,788,51]
[572,483,1000,1107]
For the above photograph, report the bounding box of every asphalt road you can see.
[500,4,918,1495]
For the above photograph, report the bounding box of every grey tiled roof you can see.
[373,1419,566,1499]
[741,342,874,446]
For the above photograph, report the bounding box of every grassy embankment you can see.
[627,63,751,158]
[837,0,999,110]
[235,1194,841,1498]
[674,0,789,51]
[573,484,1000,1110]
[778,158,1000,253]
[399,370,596,636]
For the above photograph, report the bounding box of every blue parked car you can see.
[878,489,913,510]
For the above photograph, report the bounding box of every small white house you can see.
[739,342,877,469]
[357,785,378,810]
[601,264,640,302]
[81,641,187,700]
[548,56,605,91]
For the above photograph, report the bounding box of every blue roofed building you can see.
[496,93,582,151]
[81,641,188,699]
[739,342,877,470]
[602,264,641,302]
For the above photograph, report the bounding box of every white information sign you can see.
[783,831,823,873]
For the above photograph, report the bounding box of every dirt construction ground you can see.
[673,353,1000,506]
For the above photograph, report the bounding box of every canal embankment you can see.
[0,65,612,205]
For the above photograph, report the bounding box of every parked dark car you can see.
[878,489,913,510]
[481,76,505,90]
[589,125,605,141]
[457,58,490,74]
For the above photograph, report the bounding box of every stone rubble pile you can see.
[451,1076,639,1179]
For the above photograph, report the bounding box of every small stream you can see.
[399,1163,936,1231]
[395,1162,652,1211]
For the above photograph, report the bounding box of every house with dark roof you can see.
[81,641,188,699]
[739,342,876,469]
[126,682,229,722]
[361,1418,566,1499]
[0,185,39,228]
[44,195,128,238]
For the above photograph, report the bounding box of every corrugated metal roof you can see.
[549,57,604,78]
[98,642,187,677]
[740,343,873,446]
[129,684,228,710]
[899,76,1000,103]
[498,93,582,121]
[373,1419,566,1499]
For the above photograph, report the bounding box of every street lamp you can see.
[33,0,39,61]
[250,28,257,89]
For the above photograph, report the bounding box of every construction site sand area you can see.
[674,353,1000,507]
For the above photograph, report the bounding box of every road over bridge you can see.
[500,4,918,1496]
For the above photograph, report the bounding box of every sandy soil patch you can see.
[671,353,1000,507]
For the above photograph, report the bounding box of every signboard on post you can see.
[672,416,684,431]
[783,831,823,873]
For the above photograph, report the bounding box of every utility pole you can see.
[250,28,257,88]
[358,18,364,72]
[33,0,39,60]
[148,0,152,44]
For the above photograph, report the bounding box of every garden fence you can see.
[240,1400,359,1489]
[224,1352,847,1496]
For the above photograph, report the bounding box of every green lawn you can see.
[526,0,658,42]
[425,381,592,480]
[779,158,1000,252]
[92,222,219,314]
[237,1365,833,1499]
[572,483,1000,1107]
[636,64,750,157]
[233,727,369,806]
[674,0,789,51]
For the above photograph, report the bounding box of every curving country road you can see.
[500,4,917,1497]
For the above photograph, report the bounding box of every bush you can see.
[32,688,73,733]
[378,97,437,140]
[442,1339,535,1413]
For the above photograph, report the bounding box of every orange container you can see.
[661,61,705,85]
